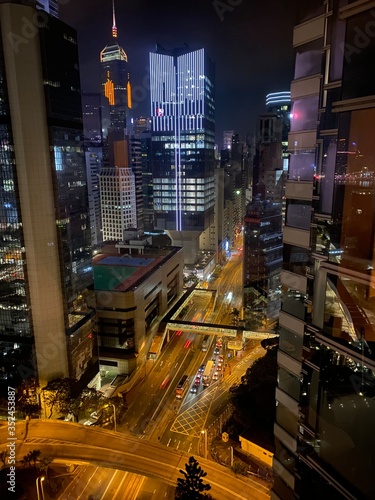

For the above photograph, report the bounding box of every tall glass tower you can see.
[0,2,97,396]
[274,1,375,498]
[149,45,215,264]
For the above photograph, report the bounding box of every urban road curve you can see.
[1,420,270,500]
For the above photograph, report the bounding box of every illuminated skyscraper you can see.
[36,0,58,17]
[0,2,97,395]
[149,45,215,264]
[100,0,132,143]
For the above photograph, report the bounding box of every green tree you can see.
[0,450,8,468]
[175,456,211,499]
[42,378,75,418]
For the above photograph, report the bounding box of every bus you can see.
[176,375,189,399]
[201,335,210,352]
[202,360,214,387]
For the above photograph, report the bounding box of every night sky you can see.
[60,0,298,146]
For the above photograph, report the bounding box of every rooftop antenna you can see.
[112,0,118,38]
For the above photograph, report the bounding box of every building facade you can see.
[100,3,132,141]
[94,244,183,375]
[274,1,375,498]
[149,45,215,264]
[0,2,97,395]
[100,166,136,241]
[243,200,283,330]
[82,92,104,246]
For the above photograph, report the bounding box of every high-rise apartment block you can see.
[149,45,215,264]
[274,2,375,498]
[0,2,97,395]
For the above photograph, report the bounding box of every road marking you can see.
[109,471,128,499]
[99,469,118,499]
[167,438,171,446]
[176,440,180,450]
[76,466,99,499]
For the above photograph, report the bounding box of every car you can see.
[214,348,220,355]
[216,338,223,347]
[160,376,170,389]
[195,375,201,384]
[190,383,199,393]
[218,356,224,363]
[198,364,206,373]
[212,372,219,381]
[83,419,96,426]
[217,364,222,371]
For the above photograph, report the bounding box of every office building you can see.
[133,117,151,135]
[36,0,58,17]
[100,0,132,146]
[273,2,375,499]
[94,240,183,376]
[82,92,104,246]
[140,131,154,231]
[243,200,283,329]
[100,166,136,241]
[0,2,97,396]
[149,45,215,264]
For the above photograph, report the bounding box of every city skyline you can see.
[59,0,298,143]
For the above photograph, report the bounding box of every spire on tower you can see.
[112,0,118,38]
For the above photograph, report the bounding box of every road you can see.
[57,464,175,500]
[1,420,270,500]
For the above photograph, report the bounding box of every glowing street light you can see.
[36,476,45,500]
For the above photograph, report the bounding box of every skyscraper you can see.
[100,166,136,241]
[274,1,375,498]
[0,2,97,395]
[82,92,104,246]
[35,0,58,17]
[149,45,215,264]
[100,0,132,145]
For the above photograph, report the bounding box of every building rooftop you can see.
[93,246,182,292]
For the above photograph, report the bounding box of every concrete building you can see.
[99,166,136,242]
[94,243,183,376]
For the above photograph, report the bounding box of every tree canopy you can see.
[175,456,212,499]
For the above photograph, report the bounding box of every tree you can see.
[29,449,41,467]
[42,378,75,418]
[37,456,53,478]
[0,450,8,468]
[175,456,211,499]
[21,452,32,468]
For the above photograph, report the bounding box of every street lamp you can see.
[110,403,117,432]
[36,476,45,500]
